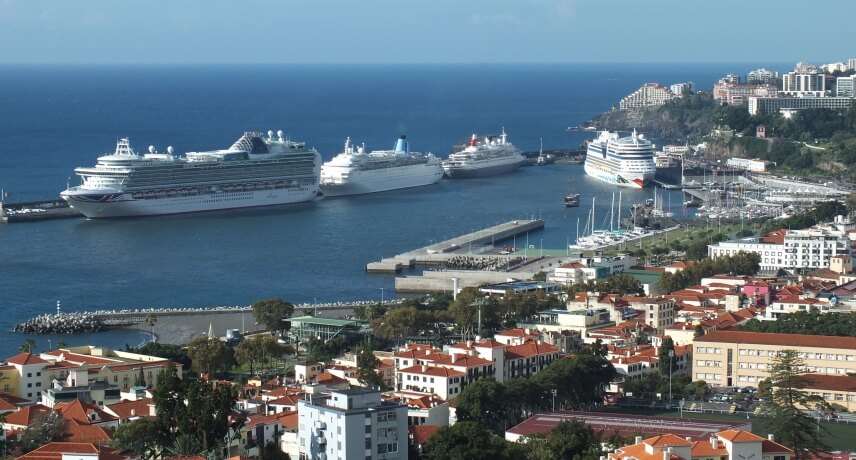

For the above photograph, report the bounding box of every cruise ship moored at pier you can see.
[320,135,443,197]
[442,129,524,178]
[61,130,322,218]
[584,130,655,188]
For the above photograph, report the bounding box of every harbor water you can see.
[0,63,750,352]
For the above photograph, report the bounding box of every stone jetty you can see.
[13,312,105,334]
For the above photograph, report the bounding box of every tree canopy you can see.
[186,336,234,377]
[761,350,833,458]
[252,298,295,335]
[739,310,856,337]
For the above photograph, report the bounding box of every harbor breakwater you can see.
[12,300,403,335]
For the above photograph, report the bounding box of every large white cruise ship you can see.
[441,129,524,178]
[61,130,321,218]
[320,135,443,197]
[584,130,656,188]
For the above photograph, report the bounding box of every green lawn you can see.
[596,407,854,450]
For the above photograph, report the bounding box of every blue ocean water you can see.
[0,63,743,352]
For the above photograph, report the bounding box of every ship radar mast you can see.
[501,127,507,145]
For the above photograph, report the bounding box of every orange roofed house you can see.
[0,346,182,403]
[609,430,792,460]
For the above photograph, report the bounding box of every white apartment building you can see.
[849,58,856,71]
[746,68,778,83]
[708,220,853,272]
[836,76,856,97]
[725,157,768,172]
[748,96,854,115]
[396,365,465,400]
[298,387,407,460]
[670,82,693,95]
[781,62,826,96]
[760,295,833,321]
[619,83,676,109]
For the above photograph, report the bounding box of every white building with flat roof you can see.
[748,96,854,115]
[619,83,676,109]
[298,387,407,460]
[836,76,856,97]
[725,157,768,172]
[708,218,854,272]
[782,62,825,96]
[746,68,778,83]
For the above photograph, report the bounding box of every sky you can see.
[1,0,854,65]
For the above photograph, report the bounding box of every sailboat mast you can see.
[617,191,622,231]
[591,197,596,234]
[610,192,615,233]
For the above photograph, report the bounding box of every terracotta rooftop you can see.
[695,330,856,350]
[105,398,152,419]
[506,341,559,359]
[398,365,465,378]
[409,425,440,445]
[16,442,127,460]
[4,404,51,427]
[645,433,693,447]
[6,353,48,366]
[803,374,856,392]
[717,429,765,443]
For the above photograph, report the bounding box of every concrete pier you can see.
[365,219,544,273]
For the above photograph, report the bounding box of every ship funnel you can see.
[470,134,478,147]
[394,135,408,153]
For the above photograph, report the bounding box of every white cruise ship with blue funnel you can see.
[584,130,656,188]
[61,130,322,218]
[320,135,443,197]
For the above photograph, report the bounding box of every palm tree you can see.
[166,434,203,456]
[145,313,157,342]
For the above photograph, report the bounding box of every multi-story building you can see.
[396,365,464,400]
[781,62,826,96]
[721,73,741,84]
[297,387,407,460]
[670,82,693,95]
[836,75,856,97]
[759,295,832,321]
[725,158,768,172]
[713,82,778,105]
[630,298,676,334]
[848,59,856,71]
[548,261,606,285]
[693,330,856,387]
[708,219,853,273]
[748,95,854,115]
[822,62,848,73]
[746,68,779,84]
[0,347,181,403]
[619,83,677,109]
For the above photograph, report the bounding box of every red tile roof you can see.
[105,398,152,419]
[4,404,51,427]
[803,374,856,392]
[16,442,127,460]
[695,330,856,350]
[66,421,112,444]
[398,365,465,378]
[717,429,765,442]
[6,353,48,366]
[645,434,693,447]
[506,341,559,359]
[55,400,118,425]
[408,425,440,445]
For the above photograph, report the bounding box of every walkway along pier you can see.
[365,219,545,273]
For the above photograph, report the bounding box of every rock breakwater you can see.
[13,312,105,334]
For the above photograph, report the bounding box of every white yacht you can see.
[61,130,321,218]
[442,129,524,178]
[584,130,656,188]
[320,135,443,197]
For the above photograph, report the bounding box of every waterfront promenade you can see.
[14,300,400,345]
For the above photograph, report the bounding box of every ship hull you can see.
[61,186,319,218]
[442,160,522,178]
[320,164,444,197]
[584,161,654,188]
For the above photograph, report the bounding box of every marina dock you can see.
[365,219,545,273]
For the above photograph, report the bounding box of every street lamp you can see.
[380,288,384,306]
[668,349,675,408]
[551,389,558,411]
